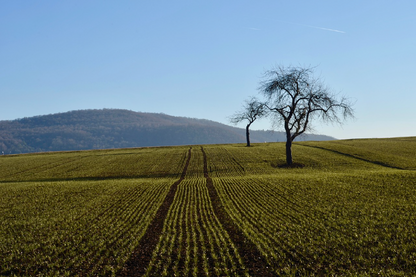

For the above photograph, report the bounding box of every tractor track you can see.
[119,146,276,276]
[200,146,277,277]
[118,147,192,276]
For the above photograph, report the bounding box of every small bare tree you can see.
[230,97,267,147]
[260,66,354,165]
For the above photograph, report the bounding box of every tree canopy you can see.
[260,65,354,165]
[229,97,268,146]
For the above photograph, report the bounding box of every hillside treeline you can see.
[0,109,334,154]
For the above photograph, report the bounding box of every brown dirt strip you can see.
[200,146,277,277]
[118,147,192,276]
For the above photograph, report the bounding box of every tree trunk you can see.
[285,132,293,165]
[246,124,251,147]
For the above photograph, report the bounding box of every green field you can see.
[1,137,416,276]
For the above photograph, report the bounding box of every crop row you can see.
[300,137,416,170]
[144,148,246,276]
[212,171,416,275]
[184,147,205,179]
[0,147,187,182]
[202,143,386,178]
[0,178,173,276]
[2,140,415,276]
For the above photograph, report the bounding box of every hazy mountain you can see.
[0,109,335,154]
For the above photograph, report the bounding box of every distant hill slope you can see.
[0,109,335,154]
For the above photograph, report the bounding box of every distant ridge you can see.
[0,109,335,154]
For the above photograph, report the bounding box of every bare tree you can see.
[260,66,354,165]
[230,97,267,147]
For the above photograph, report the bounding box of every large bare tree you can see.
[260,66,354,165]
[230,97,267,147]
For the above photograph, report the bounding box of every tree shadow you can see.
[271,162,305,169]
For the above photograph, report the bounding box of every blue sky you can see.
[1,1,415,139]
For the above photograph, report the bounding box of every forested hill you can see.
[0,109,335,154]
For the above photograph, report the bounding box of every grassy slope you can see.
[300,137,416,170]
[0,137,415,276]
[206,139,416,275]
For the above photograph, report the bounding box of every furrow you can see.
[201,146,276,276]
[118,147,192,276]
[143,147,245,276]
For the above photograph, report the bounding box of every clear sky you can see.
[1,1,415,139]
